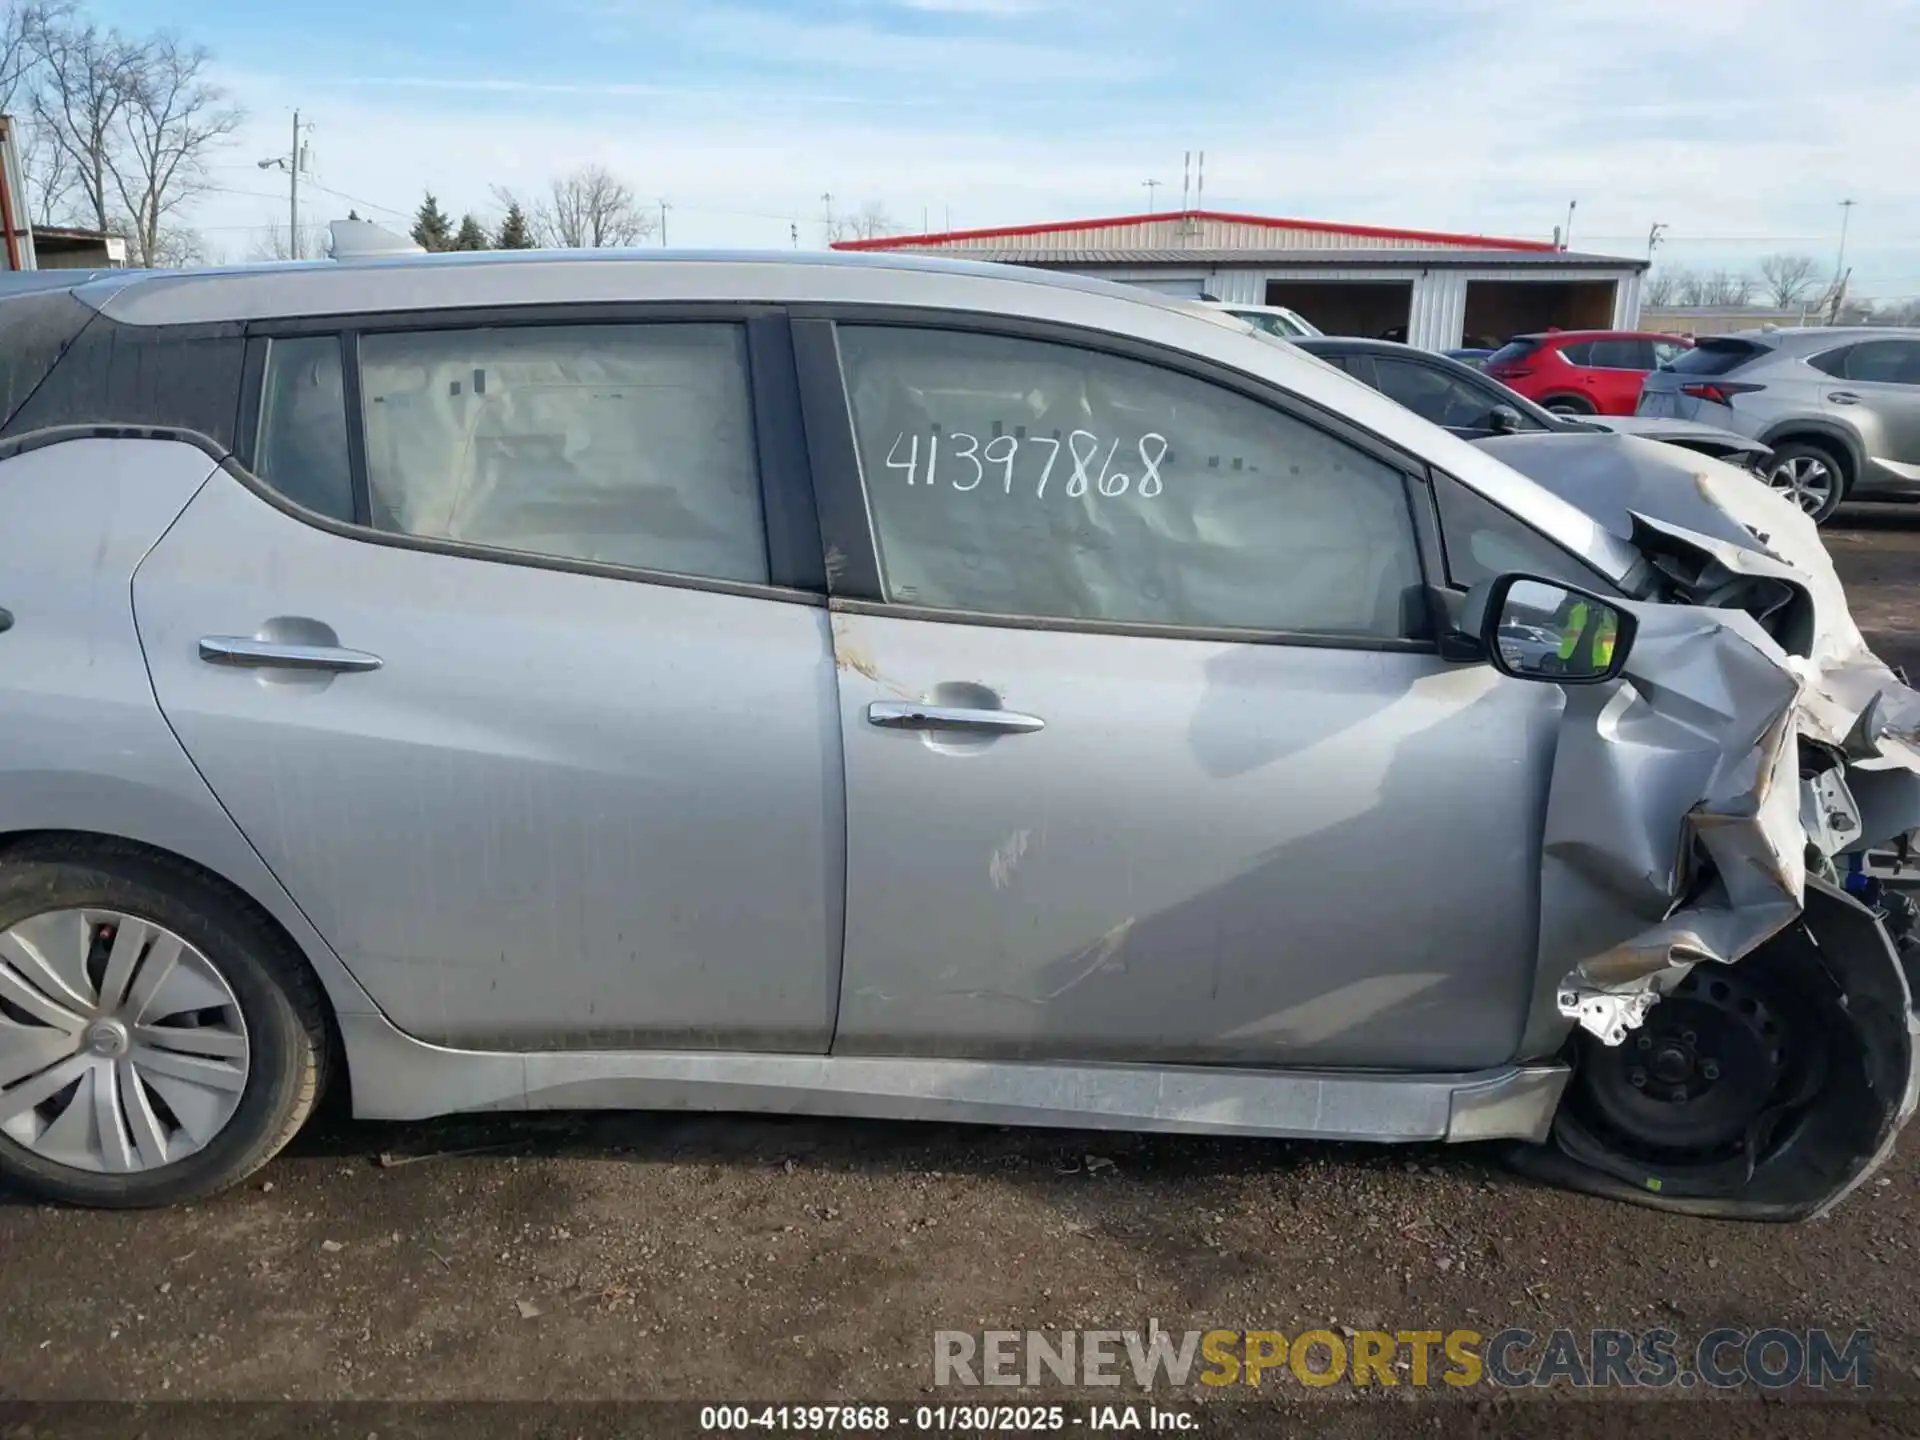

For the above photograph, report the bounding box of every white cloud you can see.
[185,0,1919,295]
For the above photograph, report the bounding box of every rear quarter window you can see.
[0,290,95,434]
[1486,340,1540,368]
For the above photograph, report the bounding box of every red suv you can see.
[1483,330,1691,416]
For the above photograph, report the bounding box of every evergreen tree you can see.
[495,201,535,250]
[411,192,453,252]
[347,209,362,221]
[452,214,491,251]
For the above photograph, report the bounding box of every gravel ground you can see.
[6,504,1920,1437]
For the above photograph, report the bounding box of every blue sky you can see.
[80,0,1920,299]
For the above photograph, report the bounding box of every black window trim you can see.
[789,304,1441,654]
[234,303,826,607]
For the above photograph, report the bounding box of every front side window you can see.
[837,326,1424,639]
[254,335,354,522]
[1370,358,1510,430]
[356,323,769,584]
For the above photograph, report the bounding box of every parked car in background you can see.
[1637,328,1920,523]
[0,251,1914,1223]
[1446,348,1495,369]
[1199,300,1322,339]
[1484,330,1691,416]
[1297,337,1771,469]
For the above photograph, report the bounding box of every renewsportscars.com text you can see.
[934,1326,1873,1391]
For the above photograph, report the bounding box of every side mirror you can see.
[1469,574,1636,685]
[1487,404,1523,435]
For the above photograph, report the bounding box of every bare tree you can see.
[26,16,135,236]
[532,165,651,248]
[1675,267,1756,307]
[1758,252,1820,308]
[25,18,239,265]
[247,220,327,262]
[111,34,241,266]
[143,222,202,267]
[1643,268,1684,307]
[25,118,73,223]
[829,201,898,243]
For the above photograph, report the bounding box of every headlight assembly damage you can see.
[1503,466,1920,1220]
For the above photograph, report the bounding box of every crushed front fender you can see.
[1507,453,1920,1217]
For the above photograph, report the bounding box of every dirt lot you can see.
[6,506,1920,1436]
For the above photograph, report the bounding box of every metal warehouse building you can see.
[834,210,1649,352]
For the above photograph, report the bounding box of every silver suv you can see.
[1637,327,1920,522]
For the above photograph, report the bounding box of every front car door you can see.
[133,313,844,1053]
[798,317,1576,1071]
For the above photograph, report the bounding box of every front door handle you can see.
[867,701,1044,735]
[1829,391,1862,405]
[198,637,384,673]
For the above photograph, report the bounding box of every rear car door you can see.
[1584,338,1653,414]
[1827,339,1920,475]
[800,317,1565,1071]
[133,313,845,1053]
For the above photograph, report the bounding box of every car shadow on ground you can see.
[1833,503,1920,533]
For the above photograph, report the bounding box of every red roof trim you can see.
[831,208,1561,255]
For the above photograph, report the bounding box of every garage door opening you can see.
[1264,281,1412,341]
[1461,280,1617,350]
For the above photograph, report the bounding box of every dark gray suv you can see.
[1637,327,1920,523]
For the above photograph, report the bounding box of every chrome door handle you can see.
[867,701,1044,735]
[1829,391,1862,404]
[198,637,384,673]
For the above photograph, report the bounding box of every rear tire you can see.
[1543,394,1596,416]
[1764,438,1847,524]
[0,841,328,1207]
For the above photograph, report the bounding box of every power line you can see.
[300,176,408,219]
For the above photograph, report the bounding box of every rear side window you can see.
[1585,338,1647,369]
[1670,340,1766,376]
[836,325,1425,639]
[356,324,769,584]
[255,336,354,522]
[1823,340,1920,385]
[1555,340,1595,366]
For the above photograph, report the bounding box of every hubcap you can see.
[0,910,249,1173]
[1766,455,1835,514]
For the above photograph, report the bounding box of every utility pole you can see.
[1142,178,1162,213]
[1562,199,1577,251]
[658,199,671,247]
[1833,199,1856,287]
[257,110,311,258]
[821,192,834,247]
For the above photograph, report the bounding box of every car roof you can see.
[1294,336,1428,357]
[1735,325,1920,349]
[64,248,1246,330]
[1512,329,1681,343]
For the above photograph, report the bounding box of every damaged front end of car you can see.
[1489,446,1920,1219]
